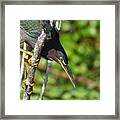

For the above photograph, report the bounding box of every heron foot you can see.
[22,79,34,89]
[27,91,33,95]
[28,58,40,68]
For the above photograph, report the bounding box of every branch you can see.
[23,30,46,100]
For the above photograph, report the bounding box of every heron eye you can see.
[60,56,63,60]
[60,56,67,65]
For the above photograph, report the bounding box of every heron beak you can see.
[56,57,76,88]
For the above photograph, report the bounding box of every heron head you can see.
[47,49,75,88]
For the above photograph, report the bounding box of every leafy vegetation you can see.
[20,20,100,100]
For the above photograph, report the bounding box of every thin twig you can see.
[39,60,52,100]
[20,42,26,85]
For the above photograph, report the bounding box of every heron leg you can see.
[22,55,34,89]
[20,48,33,56]
[20,48,40,68]
[39,60,52,100]
[20,48,35,89]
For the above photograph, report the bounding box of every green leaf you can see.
[61,21,71,31]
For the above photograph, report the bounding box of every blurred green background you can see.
[20,20,100,100]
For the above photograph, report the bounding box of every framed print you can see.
[0,0,119,119]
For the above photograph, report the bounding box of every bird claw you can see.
[24,55,39,68]
[27,91,33,95]
[24,55,29,62]
[22,79,35,89]
[28,58,39,68]
[22,79,34,96]
[30,62,39,68]
[28,58,32,64]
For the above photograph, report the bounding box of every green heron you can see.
[20,20,75,87]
